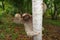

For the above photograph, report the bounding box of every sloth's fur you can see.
[13,3,47,37]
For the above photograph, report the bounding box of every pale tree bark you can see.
[32,0,43,40]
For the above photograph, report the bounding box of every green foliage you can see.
[0,0,60,40]
[0,14,26,40]
[0,33,5,40]
[11,33,18,40]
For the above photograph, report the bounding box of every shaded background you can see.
[0,0,60,40]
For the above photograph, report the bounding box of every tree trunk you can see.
[52,11,57,20]
[2,0,5,10]
[52,1,57,20]
[32,0,43,40]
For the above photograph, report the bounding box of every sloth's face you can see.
[13,13,22,24]
[22,14,31,21]
[13,13,32,23]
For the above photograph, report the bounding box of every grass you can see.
[0,14,26,40]
[43,18,60,26]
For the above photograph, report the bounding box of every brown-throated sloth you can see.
[13,3,47,37]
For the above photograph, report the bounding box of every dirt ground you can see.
[13,24,60,40]
[0,24,60,40]
[43,24,60,40]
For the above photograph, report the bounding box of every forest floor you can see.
[13,24,60,40]
[43,24,60,40]
[14,24,60,40]
[0,24,60,40]
[0,14,60,40]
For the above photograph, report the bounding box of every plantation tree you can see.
[5,0,32,14]
[46,0,60,20]
[5,0,24,13]
[32,0,43,40]
[0,0,5,11]
[49,0,60,20]
[2,0,5,10]
[46,0,55,19]
[53,0,60,20]
[50,0,58,20]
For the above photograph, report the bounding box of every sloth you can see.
[13,3,47,37]
[22,13,40,37]
[13,13,44,37]
[13,13,40,37]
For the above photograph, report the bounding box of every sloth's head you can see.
[15,13,21,18]
[22,13,31,21]
[13,13,22,24]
